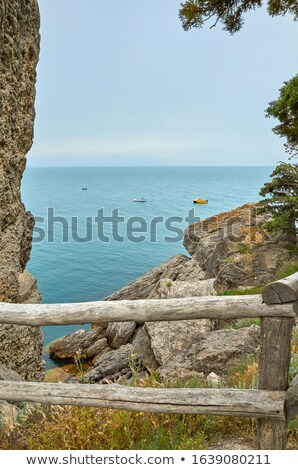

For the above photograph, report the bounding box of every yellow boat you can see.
[193,199,208,204]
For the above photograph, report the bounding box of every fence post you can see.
[257,316,294,449]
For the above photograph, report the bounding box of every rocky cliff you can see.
[0,0,44,380]
[49,202,296,384]
[184,203,295,291]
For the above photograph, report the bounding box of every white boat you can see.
[133,197,147,202]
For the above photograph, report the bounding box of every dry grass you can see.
[1,356,297,450]
[1,326,298,450]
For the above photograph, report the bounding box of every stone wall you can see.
[0,0,44,380]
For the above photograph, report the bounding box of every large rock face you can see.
[103,254,205,301]
[0,0,44,380]
[184,203,296,291]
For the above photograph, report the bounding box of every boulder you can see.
[86,338,110,360]
[206,372,221,387]
[190,325,260,375]
[49,327,107,360]
[149,278,215,299]
[147,324,260,375]
[0,324,44,382]
[0,363,24,382]
[131,326,160,371]
[88,344,133,382]
[18,271,42,304]
[184,203,296,291]
[146,319,212,367]
[106,322,136,349]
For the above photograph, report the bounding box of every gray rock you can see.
[146,319,212,367]
[147,323,260,376]
[86,338,109,359]
[149,278,215,299]
[184,203,296,291]
[18,271,42,304]
[206,372,221,386]
[192,325,260,374]
[0,364,24,382]
[49,327,107,360]
[145,275,216,373]
[0,0,44,382]
[0,401,18,427]
[103,254,204,301]
[88,344,133,382]
[0,325,44,382]
[106,322,136,349]
[131,326,160,371]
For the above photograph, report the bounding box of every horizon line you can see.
[26,164,275,169]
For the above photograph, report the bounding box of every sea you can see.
[21,166,273,368]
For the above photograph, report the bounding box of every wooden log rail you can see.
[286,373,298,420]
[0,294,296,326]
[0,382,286,419]
[0,271,298,450]
[263,271,298,304]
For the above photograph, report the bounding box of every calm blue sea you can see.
[22,166,273,367]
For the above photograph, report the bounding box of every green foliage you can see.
[259,162,298,232]
[179,1,298,34]
[275,261,298,280]
[289,354,298,383]
[220,286,265,296]
[265,75,298,158]
[259,78,298,232]
[237,243,250,254]
[225,354,260,389]
[74,349,84,377]
[231,318,261,330]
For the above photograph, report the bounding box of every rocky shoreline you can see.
[47,203,297,385]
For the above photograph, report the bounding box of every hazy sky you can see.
[28,0,298,167]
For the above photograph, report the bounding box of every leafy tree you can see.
[265,75,298,158]
[179,0,298,34]
[260,77,298,233]
[259,162,298,233]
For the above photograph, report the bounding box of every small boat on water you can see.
[82,187,87,191]
[133,197,147,202]
[193,198,208,204]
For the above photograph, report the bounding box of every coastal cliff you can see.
[48,203,297,383]
[0,0,44,380]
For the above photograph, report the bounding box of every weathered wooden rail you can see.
[0,272,298,450]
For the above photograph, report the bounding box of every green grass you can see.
[223,318,261,330]
[237,243,251,254]
[274,261,298,281]
[219,286,264,296]
[1,358,298,450]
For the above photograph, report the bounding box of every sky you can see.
[28,0,298,167]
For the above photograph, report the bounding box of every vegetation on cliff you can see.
[179,0,298,34]
[259,163,298,233]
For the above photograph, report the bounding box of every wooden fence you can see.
[0,272,298,450]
